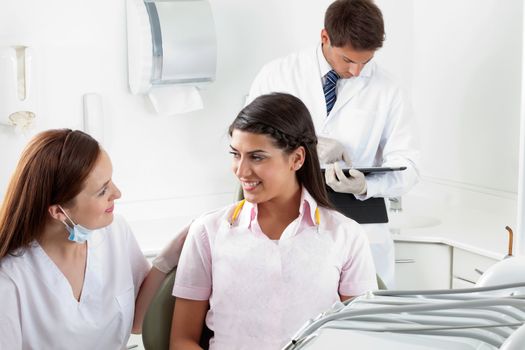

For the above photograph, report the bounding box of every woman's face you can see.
[64,150,121,229]
[230,129,304,204]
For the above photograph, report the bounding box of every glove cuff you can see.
[358,182,367,195]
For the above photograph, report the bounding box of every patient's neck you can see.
[257,182,302,239]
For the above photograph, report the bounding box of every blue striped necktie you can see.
[323,70,340,115]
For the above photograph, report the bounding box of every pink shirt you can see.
[173,188,377,350]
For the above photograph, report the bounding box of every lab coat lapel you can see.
[310,77,329,132]
[327,77,367,119]
[326,62,375,121]
[299,51,329,132]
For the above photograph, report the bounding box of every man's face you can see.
[321,29,375,79]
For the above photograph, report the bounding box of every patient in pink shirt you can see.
[168,93,377,350]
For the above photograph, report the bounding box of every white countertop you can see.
[125,181,519,262]
[388,181,517,261]
[392,222,510,261]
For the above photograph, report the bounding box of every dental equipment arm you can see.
[284,265,525,349]
[372,282,525,298]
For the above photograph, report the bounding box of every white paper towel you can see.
[147,85,203,115]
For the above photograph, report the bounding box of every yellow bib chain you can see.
[229,199,320,226]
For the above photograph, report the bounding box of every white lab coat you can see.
[248,45,420,288]
[0,215,150,350]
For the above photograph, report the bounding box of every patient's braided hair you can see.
[256,124,317,151]
[228,93,333,209]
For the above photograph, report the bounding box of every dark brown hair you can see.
[229,93,333,209]
[325,0,385,50]
[0,129,100,258]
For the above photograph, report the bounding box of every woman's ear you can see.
[291,146,306,171]
[48,204,66,222]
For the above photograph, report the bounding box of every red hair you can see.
[0,129,100,258]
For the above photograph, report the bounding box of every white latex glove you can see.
[325,162,367,195]
[151,221,192,273]
[317,136,352,166]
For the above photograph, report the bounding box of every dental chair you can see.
[500,323,525,350]
[376,275,387,290]
[141,268,213,350]
[476,256,525,289]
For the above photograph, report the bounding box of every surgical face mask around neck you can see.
[58,205,94,243]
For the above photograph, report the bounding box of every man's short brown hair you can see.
[324,0,385,50]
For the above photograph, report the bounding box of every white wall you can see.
[412,0,523,194]
[0,0,332,222]
[376,0,523,195]
[374,0,414,92]
[0,0,523,225]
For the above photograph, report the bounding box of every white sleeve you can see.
[357,87,420,199]
[0,272,22,349]
[172,220,212,301]
[338,224,378,296]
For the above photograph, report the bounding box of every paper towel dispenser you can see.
[127,0,217,94]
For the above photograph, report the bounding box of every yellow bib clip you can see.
[229,199,321,227]
[230,199,246,227]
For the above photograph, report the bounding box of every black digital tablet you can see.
[320,166,406,223]
[321,166,407,176]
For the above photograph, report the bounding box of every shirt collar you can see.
[298,187,319,227]
[316,43,374,80]
[317,44,333,78]
[239,187,319,230]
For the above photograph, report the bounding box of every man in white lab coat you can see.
[247,0,419,288]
